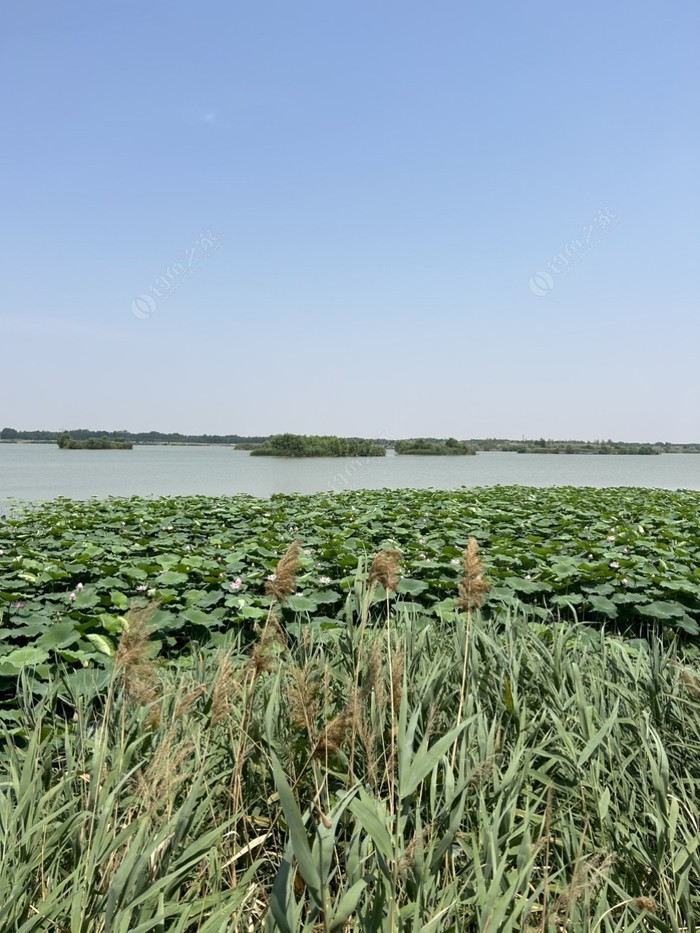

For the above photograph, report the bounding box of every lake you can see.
[2,443,700,508]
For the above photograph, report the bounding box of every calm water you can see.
[2,444,700,507]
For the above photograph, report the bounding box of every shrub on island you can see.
[249,433,385,458]
[57,435,133,450]
[394,438,476,455]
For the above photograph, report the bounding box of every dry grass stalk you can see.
[389,650,404,714]
[209,651,237,726]
[358,714,380,790]
[398,824,434,874]
[451,540,488,769]
[368,548,401,593]
[539,787,554,933]
[251,611,286,678]
[114,602,160,713]
[136,727,194,813]
[229,609,288,877]
[676,665,700,699]
[288,662,321,736]
[457,538,489,611]
[466,754,497,788]
[359,639,382,702]
[148,832,174,877]
[423,697,439,748]
[553,852,616,921]
[265,540,302,602]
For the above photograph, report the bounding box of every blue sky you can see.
[1,0,698,441]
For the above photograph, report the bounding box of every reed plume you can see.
[174,682,207,721]
[368,547,401,593]
[136,727,194,814]
[313,705,357,758]
[265,540,302,602]
[288,661,321,736]
[114,602,159,711]
[457,537,489,611]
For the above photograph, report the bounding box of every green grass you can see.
[1,565,698,930]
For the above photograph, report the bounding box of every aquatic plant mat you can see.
[2,487,700,679]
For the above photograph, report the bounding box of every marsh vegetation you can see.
[1,490,699,929]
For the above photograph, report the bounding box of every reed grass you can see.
[1,551,698,931]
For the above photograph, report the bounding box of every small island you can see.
[248,433,385,458]
[57,434,133,450]
[393,438,476,456]
[508,440,660,455]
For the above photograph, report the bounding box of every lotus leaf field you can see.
[1,486,700,688]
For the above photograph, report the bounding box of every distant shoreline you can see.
[2,430,700,455]
[3,440,700,456]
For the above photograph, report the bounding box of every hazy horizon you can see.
[2,1,698,443]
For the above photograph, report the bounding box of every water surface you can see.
[2,443,700,507]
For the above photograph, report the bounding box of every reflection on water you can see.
[1,443,700,505]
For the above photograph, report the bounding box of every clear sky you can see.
[1,1,698,441]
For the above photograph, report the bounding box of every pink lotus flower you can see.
[76,582,84,590]
[69,592,76,601]
[319,575,331,585]
[230,578,242,590]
